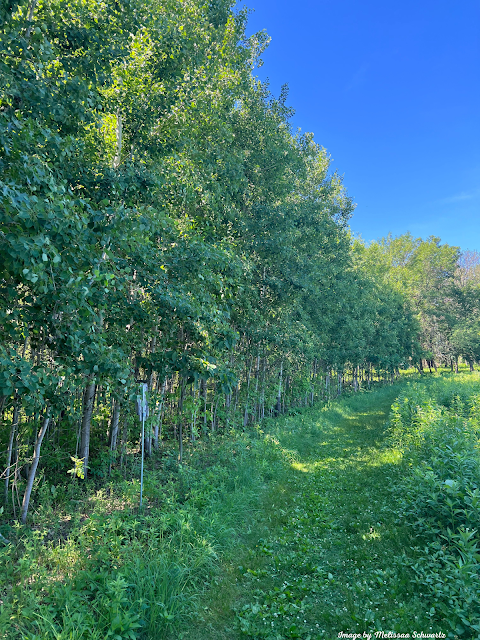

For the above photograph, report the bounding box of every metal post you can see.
[136,383,148,509]
[140,383,146,508]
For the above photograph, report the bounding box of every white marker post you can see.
[136,383,149,508]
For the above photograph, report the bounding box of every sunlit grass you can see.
[180,382,445,639]
[5,375,475,639]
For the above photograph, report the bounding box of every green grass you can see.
[179,384,446,639]
[4,373,478,639]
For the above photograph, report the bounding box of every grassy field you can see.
[2,373,479,639]
[180,383,441,640]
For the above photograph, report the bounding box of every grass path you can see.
[180,385,441,639]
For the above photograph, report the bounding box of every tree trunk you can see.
[201,378,208,433]
[25,0,39,39]
[253,353,260,419]
[260,356,266,420]
[213,396,219,431]
[276,361,283,415]
[80,380,96,479]
[178,377,185,462]
[191,381,197,442]
[20,411,50,524]
[108,398,121,451]
[144,423,152,458]
[108,399,121,476]
[119,417,128,471]
[0,395,6,429]
[310,359,316,405]
[113,109,122,168]
[243,359,253,428]
[4,397,20,505]
[154,379,166,449]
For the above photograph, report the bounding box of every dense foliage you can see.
[0,0,427,524]
[1,0,478,534]
[389,375,480,637]
[357,237,480,372]
[2,1,480,638]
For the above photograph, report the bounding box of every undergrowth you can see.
[389,373,480,638]
[182,374,480,640]
[2,372,480,639]
[0,430,288,639]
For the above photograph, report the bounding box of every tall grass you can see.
[388,373,480,637]
[0,429,287,640]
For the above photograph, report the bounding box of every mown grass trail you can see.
[181,384,443,640]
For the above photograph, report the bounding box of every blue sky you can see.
[242,0,480,251]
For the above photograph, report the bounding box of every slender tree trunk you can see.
[225,388,231,430]
[4,397,20,505]
[154,380,166,449]
[178,377,185,462]
[144,423,152,458]
[0,395,6,430]
[191,381,197,443]
[20,411,50,524]
[24,0,39,39]
[108,398,121,450]
[243,359,253,428]
[113,109,122,168]
[253,353,260,419]
[233,381,239,418]
[201,378,208,434]
[213,395,219,431]
[313,359,317,404]
[210,385,215,432]
[80,380,96,479]
[276,361,283,415]
[260,356,266,420]
[119,417,128,471]
[108,399,121,476]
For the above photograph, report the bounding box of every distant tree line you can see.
[358,237,480,373]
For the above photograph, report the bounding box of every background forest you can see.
[1,0,480,523]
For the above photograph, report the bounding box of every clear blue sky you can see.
[242,0,480,251]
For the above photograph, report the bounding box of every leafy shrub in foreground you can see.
[388,375,480,637]
[0,428,288,639]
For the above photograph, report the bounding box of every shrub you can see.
[388,375,480,637]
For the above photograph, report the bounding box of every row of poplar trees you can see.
[0,0,434,522]
[357,236,480,373]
